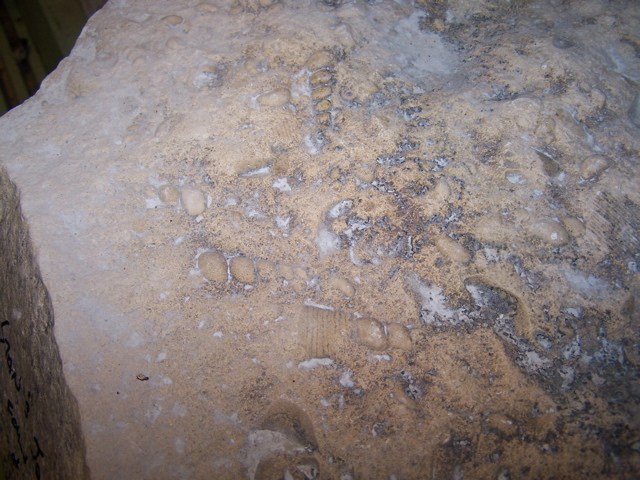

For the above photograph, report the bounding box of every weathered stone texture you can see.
[0,167,88,480]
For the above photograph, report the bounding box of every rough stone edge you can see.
[0,166,90,480]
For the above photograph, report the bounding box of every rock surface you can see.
[0,168,88,480]
[1,0,640,478]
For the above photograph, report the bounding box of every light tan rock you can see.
[257,88,291,106]
[579,154,610,180]
[256,259,276,281]
[435,236,471,263]
[386,324,412,351]
[355,318,388,350]
[330,277,356,298]
[529,218,569,246]
[158,184,179,205]
[306,50,333,70]
[181,186,206,215]
[229,256,256,284]
[199,252,228,283]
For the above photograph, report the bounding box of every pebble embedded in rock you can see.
[306,50,333,71]
[199,252,228,283]
[316,112,331,125]
[180,186,206,215]
[311,86,332,101]
[434,178,451,201]
[158,184,179,205]
[529,218,569,246]
[162,15,183,26]
[386,324,412,351]
[535,117,556,143]
[257,88,291,107]
[330,277,356,297]
[315,99,332,112]
[309,69,333,86]
[355,318,388,350]
[195,3,218,13]
[229,256,256,284]
[255,259,276,281]
[579,154,610,180]
[435,236,471,263]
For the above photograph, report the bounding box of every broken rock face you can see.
[1,0,640,478]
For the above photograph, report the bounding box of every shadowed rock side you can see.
[0,167,89,480]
